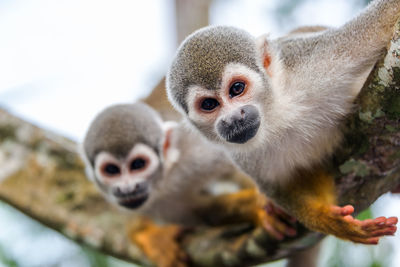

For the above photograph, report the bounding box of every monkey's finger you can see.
[360,216,398,231]
[386,217,398,225]
[265,215,297,237]
[343,215,355,223]
[275,210,297,225]
[264,203,297,224]
[350,236,380,245]
[366,226,397,237]
[331,205,354,216]
[360,217,386,230]
[262,221,285,240]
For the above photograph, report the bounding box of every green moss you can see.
[359,111,374,123]
[339,159,370,177]
[49,148,82,170]
[56,191,75,203]
[341,129,370,158]
[0,125,16,142]
[389,150,400,160]
[385,125,397,132]
[385,94,400,119]
[358,108,385,124]
[392,66,400,82]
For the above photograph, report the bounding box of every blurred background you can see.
[0,0,399,266]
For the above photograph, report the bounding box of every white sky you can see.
[0,0,399,266]
[0,0,175,140]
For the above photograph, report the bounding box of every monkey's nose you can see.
[224,110,244,126]
[134,182,147,192]
[217,105,261,144]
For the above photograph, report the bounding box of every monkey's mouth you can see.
[219,118,261,144]
[117,193,149,209]
[227,121,260,144]
[114,184,150,209]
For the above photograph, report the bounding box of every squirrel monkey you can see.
[81,102,296,266]
[166,0,399,244]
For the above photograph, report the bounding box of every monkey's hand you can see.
[258,200,298,240]
[300,201,398,245]
[281,169,398,245]
[197,188,297,240]
[328,205,397,244]
[129,217,187,267]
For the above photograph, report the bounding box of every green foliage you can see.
[0,245,18,267]
[356,208,373,220]
[82,246,110,267]
[370,261,383,267]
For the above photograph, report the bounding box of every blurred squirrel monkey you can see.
[81,102,296,267]
[167,0,399,244]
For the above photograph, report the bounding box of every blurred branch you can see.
[142,78,181,121]
[0,109,152,266]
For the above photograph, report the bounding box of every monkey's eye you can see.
[229,82,245,98]
[130,158,146,170]
[200,98,219,112]
[103,163,120,176]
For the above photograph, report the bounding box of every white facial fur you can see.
[94,143,160,201]
[185,62,267,150]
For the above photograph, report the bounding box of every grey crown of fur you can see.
[83,103,163,166]
[167,26,263,113]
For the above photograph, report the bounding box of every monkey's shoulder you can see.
[272,29,331,70]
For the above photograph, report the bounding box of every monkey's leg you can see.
[283,169,398,244]
[129,217,187,267]
[197,188,297,240]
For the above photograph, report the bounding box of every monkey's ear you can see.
[255,34,272,75]
[161,121,180,172]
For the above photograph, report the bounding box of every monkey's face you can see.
[183,63,269,148]
[92,144,161,210]
[167,26,273,149]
